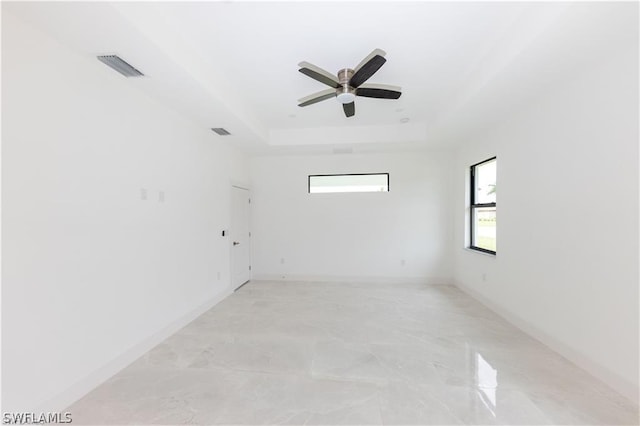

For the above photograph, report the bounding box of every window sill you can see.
[465,247,496,257]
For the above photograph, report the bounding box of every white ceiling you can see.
[4,1,638,155]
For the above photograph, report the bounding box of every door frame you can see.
[230,184,251,291]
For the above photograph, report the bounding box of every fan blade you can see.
[350,49,387,87]
[343,102,355,118]
[298,88,336,107]
[298,61,340,88]
[354,48,386,72]
[356,84,402,99]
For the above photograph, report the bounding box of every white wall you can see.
[452,46,639,402]
[2,11,248,411]
[250,152,454,283]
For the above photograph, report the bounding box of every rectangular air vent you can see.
[97,55,144,77]
[211,128,231,136]
[332,147,353,154]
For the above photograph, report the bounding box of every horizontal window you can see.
[308,173,389,194]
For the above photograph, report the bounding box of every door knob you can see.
[233,241,240,246]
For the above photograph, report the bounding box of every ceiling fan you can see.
[297,48,402,118]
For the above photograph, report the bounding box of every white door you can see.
[231,186,251,290]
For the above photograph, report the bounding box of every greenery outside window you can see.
[470,157,496,254]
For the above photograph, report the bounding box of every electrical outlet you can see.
[140,188,147,200]
[158,190,165,203]
[280,258,285,264]
[482,273,487,282]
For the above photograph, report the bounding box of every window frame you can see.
[308,173,390,194]
[469,157,497,255]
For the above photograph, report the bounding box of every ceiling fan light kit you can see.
[297,48,402,118]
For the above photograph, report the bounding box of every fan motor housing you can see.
[337,68,354,85]
[336,68,356,104]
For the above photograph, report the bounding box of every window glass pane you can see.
[473,207,496,252]
[309,174,388,193]
[474,159,496,204]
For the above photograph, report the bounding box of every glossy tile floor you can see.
[69,281,639,425]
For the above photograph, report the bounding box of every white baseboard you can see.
[453,279,639,406]
[36,289,233,413]
[251,274,451,286]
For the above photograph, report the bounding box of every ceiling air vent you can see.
[332,147,353,154]
[211,128,231,136]
[97,55,144,77]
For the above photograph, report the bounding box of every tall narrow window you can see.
[470,157,496,254]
